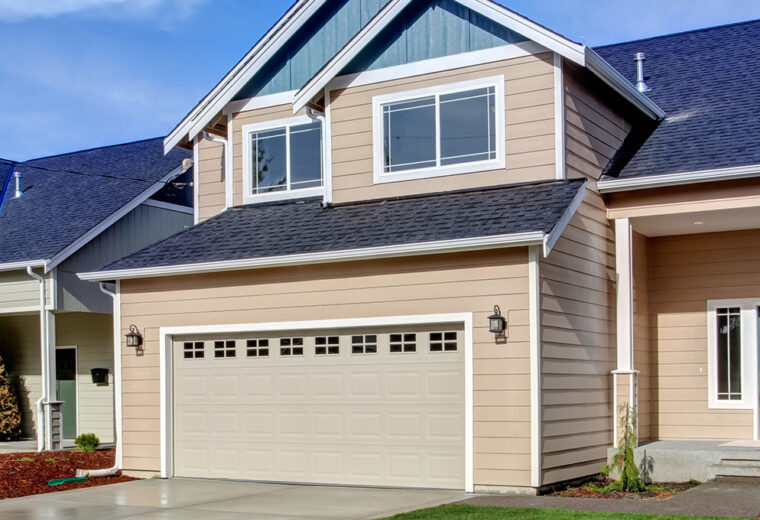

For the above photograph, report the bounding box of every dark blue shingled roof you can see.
[0,138,190,265]
[595,20,760,178]
[97,179,584,273]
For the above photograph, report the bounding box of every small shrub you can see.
[0,354,22,441]
[75,433,100,453]
[601,403,646,492]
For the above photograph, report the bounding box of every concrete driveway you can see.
[0,478,467,519]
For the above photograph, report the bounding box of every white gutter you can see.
[78,283,122,478]
[0,259,46,272]
[79,231,548,282]
[597,164,760,193]
[202,131,231,211]
[25,266,48,452]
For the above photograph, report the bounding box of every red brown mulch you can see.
[550,479,699,500]
[0,449,139,500]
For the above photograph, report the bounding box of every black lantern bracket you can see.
[126,324,143,348]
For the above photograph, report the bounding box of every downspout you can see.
[201,131,230,211]
[25,266,47,452]
[77,282,122,478]
[306,108,328,207]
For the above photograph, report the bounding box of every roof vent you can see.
[634,52,650,93]
[13,170,22,198]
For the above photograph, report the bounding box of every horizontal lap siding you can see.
[197,139,225,222]
[539,194,616,485]
[119,249,532,487]
[329,53,556,203]
[633,232,652,440]
[648,230,760,440]
[0,314,42,437]
[0,270,51,312]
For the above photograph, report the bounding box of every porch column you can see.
[613,218,639,446]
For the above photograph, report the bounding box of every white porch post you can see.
[45,311,57,450]
[613,218,638,446]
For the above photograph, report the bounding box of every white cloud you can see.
[0,0,208,22]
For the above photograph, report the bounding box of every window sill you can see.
[707,400,753,410]
[373,158,505,184]
[242,187,324,205]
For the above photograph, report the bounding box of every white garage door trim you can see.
[159,313,474,492]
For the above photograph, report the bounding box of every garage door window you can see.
[183,341,204,359]
[280,337,304,356]
[315,336,340,355]
[430,331,458,352]
[390,333,416,353]
[246,339,269,357]
[214,340,236,358]
[352,335,378,354]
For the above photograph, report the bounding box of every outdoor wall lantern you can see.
[125,325,143,348]
[488,305,506,334]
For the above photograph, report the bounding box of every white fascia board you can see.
[584,48,665,121]
[141,199,194,215]
[223,90,297,115]
[543,181,586,256]
[294,0,588,112]
[597,164,760,193]
[79,231,545,282]
[164,0,325,154]
[46,162,190,273]
[0,259,47,272]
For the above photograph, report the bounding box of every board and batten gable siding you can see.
[330,52,557,203]
[0,269,51,313]
[647,229,759,440]
[118,249,533,487]
[539,191,616,485]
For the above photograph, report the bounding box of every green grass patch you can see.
[383,504,747,520]
[15,457,34,462]
[44,458,57,463]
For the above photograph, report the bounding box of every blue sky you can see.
[0,0,758,160]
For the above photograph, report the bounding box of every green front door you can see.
[55,348,76,439]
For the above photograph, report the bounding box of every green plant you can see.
[16,457,34,462]
[45,458,57,463]
[75,433,100,453]
[601,403,646,492]
[0,354,22,441]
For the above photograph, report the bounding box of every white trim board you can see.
[141,200,194,215]
[553,53,566,180]
[159,313,475,492]
[597,164,760,193]
[0,259,46,272]
[528,246,542,488]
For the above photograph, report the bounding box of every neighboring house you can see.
[0,138,193,450]
[79,0,759,494]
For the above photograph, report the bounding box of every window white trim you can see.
[241,115,326,204]
[159,312,475,492]
[707,299,760,412]
[372,75,505,184]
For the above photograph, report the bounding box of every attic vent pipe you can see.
[14,170,22,198]
[634,52,650,93]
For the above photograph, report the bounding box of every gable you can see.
[342,0,527,74]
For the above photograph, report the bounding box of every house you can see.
[0,138,193,451]
[79,0,760,494]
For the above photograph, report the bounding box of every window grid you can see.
[430,331,458,352]
[214,340,236,358]
[246,339,270,357]
[390,333,417,353]
[351,335,378,354]
[183,341,204,359]
[280,337,304,356]
[716,307,742,401]
[315,336,340,355]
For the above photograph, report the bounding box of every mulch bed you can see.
[550,479,699,500]
[0,449,138,499]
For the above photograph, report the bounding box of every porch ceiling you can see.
[631,205,760,237]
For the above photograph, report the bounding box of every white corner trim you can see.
[78,231,546,282]
[597,164,760,193]
[159,312,475,492]
[323,87,334,205]
[223,89,298,115]
[543,181,586,255]
[553,53,566,180]
[583,48,664,121]
[371,75,505,184]
[615,218,634,372]
[192,136,200,225]
[141,199,194,215]
[528,245,542,488]
[0,259,46,272]
[226,112,234,209]
[46,162,191,273]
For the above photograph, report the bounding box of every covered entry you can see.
[170,319,469,489]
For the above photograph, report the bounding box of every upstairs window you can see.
[373,76,504,183]
[242,116,323,203]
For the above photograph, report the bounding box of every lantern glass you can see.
[487,305,505,334]
[126,325,142,347]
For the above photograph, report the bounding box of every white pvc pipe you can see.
[25,266,47,452]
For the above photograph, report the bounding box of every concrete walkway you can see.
[0,478,466,520]
[461,478,760,518]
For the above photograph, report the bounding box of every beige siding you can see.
[564,72,631,181]
[539,191,616,485]
[646,229,759,440]
[330,53,556,203]
[197,138,226,222]
[632,232,651,440]
[56,312,114,443]
[119,249,533,487]
[0,269,51,313]
[0,314,43,437]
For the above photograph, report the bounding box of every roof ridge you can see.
[24,136,166,163]
[596,18,760,50]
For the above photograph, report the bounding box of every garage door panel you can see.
[173,324,465,488]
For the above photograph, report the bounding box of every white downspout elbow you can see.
[201,131,230,211]
[26,266,47,452]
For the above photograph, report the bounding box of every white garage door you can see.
[172,323,465,489]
